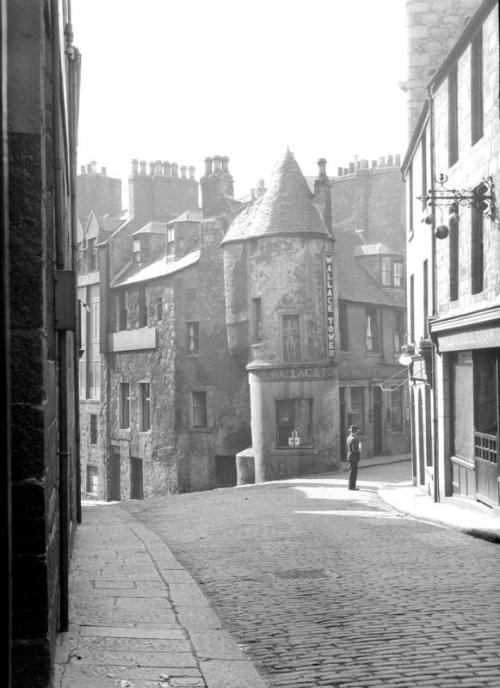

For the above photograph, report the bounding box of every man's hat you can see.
[349,425,359,432]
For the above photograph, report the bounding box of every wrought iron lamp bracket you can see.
[418,173,497,222]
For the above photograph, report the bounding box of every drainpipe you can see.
[52,0,70,631]
[67,19,82,524]
[428,83,440,503]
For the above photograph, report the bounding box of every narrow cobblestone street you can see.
[122,461,500,688]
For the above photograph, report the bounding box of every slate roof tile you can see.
[222,150,329,244]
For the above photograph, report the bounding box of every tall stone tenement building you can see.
[402,0,499,506]
[406,0,482,133]
[2,2,81,687]
[77,150,409,500]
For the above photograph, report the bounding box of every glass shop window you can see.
[276,399,313,449]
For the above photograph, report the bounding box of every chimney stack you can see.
[140,160,147,175]
[188,166,195,180]
[314,158,332,234]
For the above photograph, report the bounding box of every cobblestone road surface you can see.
[123,462,500,688]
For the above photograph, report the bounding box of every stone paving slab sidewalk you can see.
[54,505,269,688]
[352,454,500,544]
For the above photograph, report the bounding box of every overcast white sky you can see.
[72,0,408,204]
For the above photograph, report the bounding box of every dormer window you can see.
[381,257,404,287]
[133,238,141,264]
[166,227,175,258]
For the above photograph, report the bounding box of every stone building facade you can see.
[402,0,499,506]
[308,156,410,460]
[2,2,81,686]
[77,148,410,498]
[223,153,339,482]
[406,0,483,133]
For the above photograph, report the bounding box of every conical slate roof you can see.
[222,150,329,244]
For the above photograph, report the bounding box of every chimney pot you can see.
[80,165,86,174]
[213,155,223,173]
[188,165,195,180]
[379,156,386,167]
[343,168,349,175]
[204,157,213,176]
[155,159,162,175]
[317,158,327,177]
[131,159,139,175]
[149,161,155,175]
[163,161,170,175]
[221,156,229,173]
[361,159,369,169]
[337,167,343,176]
[86,163,92,174]
[101,166,107,175]
[349,162,355,174]
[90,160,97,174]
[371,160,377,169]
[181,165,187,179]
[139,160,147,175]
[387,155,394,166]
[171,162,179,177]
[395,153,401,167]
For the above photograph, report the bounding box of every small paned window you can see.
[449,203,459,301]
[471,30,483,145]
[421,129,427,211]
[423,260,429,337]
[192,391,207,428]
[408,164,414,238]
[187,321,199,354]
[87,238,97,271]
[252,298,262,342]
[393,260,403,287]
[365,307,379,352]
[350,387,365,434]
[133,238,141,263]
[448,64,459,167]
[394,311,405,352]
[86,465,98,494]
[139,383,151,431]
[391,388,403,432]
[339,301,349,351]
[90,414,98,445]
[118,291,127,330]
[282,314,301,362]
[276,399,313,449]
[119,382,130,429]
[138,287,147,327]
[409,275,415,343]
[471,204,484,294]
[166,227,175,257]
[381,257,391,286]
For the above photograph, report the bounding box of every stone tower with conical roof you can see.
[222,151,340,482]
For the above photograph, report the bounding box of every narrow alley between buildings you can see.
[57,459,500,688]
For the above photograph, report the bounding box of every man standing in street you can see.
[346,425,361,490]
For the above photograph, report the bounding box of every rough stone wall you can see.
[330,161,405,251]
[7,1,79,685]
[433,4,499,315]
[246,235,335,365]
[174,219,250,492]
[77,167,122,225]
[109,281,178,497]
[129,168,199,220]
[406,0,482,134]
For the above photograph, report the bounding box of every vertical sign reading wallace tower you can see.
[325,255,335,361]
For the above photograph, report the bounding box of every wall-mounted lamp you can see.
[398,340,433,386]
[419,174,497,239]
